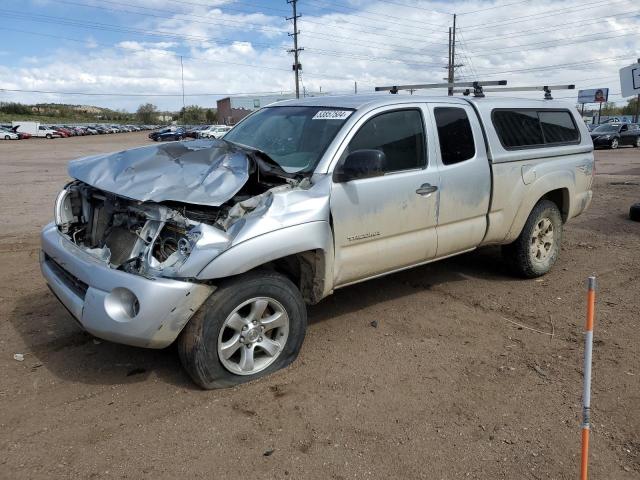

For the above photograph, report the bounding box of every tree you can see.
[621,97,639,117]
[205,108,217,123]
[179,105,207,124]
[136,103,158,123]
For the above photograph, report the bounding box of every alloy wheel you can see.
[217,297,290,376]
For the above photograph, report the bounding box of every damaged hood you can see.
[68,139,252,207]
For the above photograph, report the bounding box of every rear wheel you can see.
[178,271,307,389]
[610,138,619,149]
[4,135,9,140]
[502,200,563,278]
[46,134,52,139]
[634,136,640,148]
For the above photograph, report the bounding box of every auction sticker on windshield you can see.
[312,110,353,120]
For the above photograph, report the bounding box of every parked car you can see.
[0,127,19,140]
[51,127,71,138]
[186,125,207,138]
[40,95,594,389]
[590,123,640,149]
[3,125,31,139]
[148,127,186,141]
[200,125,232,139]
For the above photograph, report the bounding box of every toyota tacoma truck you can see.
[40,95,594,388]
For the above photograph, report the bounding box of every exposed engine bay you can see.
[55,174,297,279]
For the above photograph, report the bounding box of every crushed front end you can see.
[40,139,312,348]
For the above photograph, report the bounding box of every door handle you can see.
[416,183,438,196]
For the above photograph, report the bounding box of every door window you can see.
[434,107,476,165]
[346,109,426,173]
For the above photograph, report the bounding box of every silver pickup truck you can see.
[40,95,594,388]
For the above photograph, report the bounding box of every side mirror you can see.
[334,149,386,183]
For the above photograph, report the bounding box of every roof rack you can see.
[375,80,507,97]
[375,81,575,99]
[452,84,575,100]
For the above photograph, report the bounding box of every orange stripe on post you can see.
[586,289,595,332]
[580,427,590,480]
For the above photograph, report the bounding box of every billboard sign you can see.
[577,88,609,104]
[619,62,640,97]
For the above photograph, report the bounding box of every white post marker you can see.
[580,276,596,480]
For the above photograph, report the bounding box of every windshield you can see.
[593,125,619,133]
[223,106,354,173]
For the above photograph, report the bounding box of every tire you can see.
[502,199,563,278]
[630,203,640,222]
[46,134,52,139]
[4,135,9,140]
[634,137,640,148]
[178,270,307,389]
[610,138,619,149]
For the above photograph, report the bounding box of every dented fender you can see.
[197,221,334,291]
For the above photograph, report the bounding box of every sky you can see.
[0,0,638,112]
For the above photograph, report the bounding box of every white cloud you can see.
[4,0,639,110]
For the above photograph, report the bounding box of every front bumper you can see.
[40,222,213,348]
[591,137,613,147]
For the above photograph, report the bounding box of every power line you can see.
[465,29,638,57]
[356,0,452,16]
[61,0,448,46]
[471,55,631,76]
[303,0,446,30]
[0,10,450,71]
[461,9,640,43]
[0,26,292,72]
[458,0,531,15]
[0,88,297,97]
[461,0,627,30]
[0,8,450,59]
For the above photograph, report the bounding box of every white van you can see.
[12,121,61,139]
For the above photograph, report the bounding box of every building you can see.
[216,94,297,125]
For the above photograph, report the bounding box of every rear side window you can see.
[539,111,580,143]
[492,109,579,149]
[434,107,475,165]
[348,109,426,173]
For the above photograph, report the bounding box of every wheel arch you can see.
[197,222,334,304]
[504,175,573,243]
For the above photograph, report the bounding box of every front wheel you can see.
[178,271,307,389]
[634,137,640,148]
[502,199,563,278]
[4,135,9,140]
[610,138,619,149]
[46,134,52,139]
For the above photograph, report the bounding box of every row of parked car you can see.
[149,124,232,141]
[0,121,161,140]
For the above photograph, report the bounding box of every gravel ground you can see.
[0,133,638,479]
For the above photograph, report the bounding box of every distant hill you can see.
[0,101,137,123]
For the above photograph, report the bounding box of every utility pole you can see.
[635,57,640,123]
[180,55,185,122]
[447,27,452,96]
[446,14,462,96]
[287,0,303,99]
[354,81,357,94]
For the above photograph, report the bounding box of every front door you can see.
[330,106,440,287]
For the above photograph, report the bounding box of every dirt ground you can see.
[0,133,638,479]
